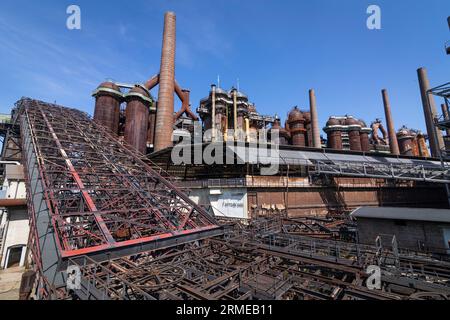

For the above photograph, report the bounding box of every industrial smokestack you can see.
[381,89,400,155]
[211,84,216,141]
[417,67,444,157]
[154,11,176,152]
[441,104,450,136]
[309,89,321,148]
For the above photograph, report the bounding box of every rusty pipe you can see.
[154,12,176,151]
[381,89,400,155]
[144,74,160,90]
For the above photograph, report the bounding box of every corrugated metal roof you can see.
[226,145,444,168]
[351,206,450,223]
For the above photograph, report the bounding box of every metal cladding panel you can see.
[351,206,450,223]
[18,98,220,267]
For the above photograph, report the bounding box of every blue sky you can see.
[0,0,449,133]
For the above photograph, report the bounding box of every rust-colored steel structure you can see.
[417,67,444,157]
[154,12,177,152]
[18,98,220,297]
[287,107,307,147]
[381,89,400,155]
[397,127,415,156]
[360,124,371,152]
[92,82,123,134]
[124,85,152,154]
[345,117,362,151]
[325,118,343,150]
[66,217,450,300]
[271,116,290,145]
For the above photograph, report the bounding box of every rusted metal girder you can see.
[64,216,450,301]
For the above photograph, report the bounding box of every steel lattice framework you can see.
[66,218,450,300]
[19,98,220,264]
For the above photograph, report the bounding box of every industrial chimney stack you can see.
[154,11,177,152]
[309,89,321,148]
[417,67,444,157]
[381,89,400,155]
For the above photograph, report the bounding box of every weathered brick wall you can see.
[248,186,448,217]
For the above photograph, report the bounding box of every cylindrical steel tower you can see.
[359,120,371,152]
[92,82,123,134]
[288,107,306,147]
[397,127,414,156]
[345,117,362,151]
[324,117,343,150]
[124,85,153,154]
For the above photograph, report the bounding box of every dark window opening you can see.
[394,220,407,226]
[6,246,24,268]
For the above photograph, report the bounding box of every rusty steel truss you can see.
[18,98,221,297]
[65,217,450,300]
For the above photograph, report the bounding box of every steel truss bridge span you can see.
[18,98,220,298]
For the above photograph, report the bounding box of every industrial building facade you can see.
[0,10,450,302]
